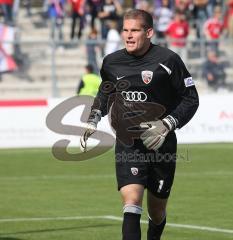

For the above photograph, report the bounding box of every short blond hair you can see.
[124,9,153,30]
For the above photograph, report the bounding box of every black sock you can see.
[147,216,166,240]
[122,212,141,240]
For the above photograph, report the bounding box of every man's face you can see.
[122,18,153,56]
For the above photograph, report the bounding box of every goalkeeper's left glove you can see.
[80,109,101,152]
[139,115,177,151]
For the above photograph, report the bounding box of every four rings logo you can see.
[121,91,147,102]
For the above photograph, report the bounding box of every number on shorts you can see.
[157,180,164,193]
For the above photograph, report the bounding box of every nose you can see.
[127,31,133,39]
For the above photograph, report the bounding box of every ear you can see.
[146,28,154,39]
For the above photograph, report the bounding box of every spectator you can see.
[224,0,233,38]
[154,0,173,43]
[48,0,66,41]
[23,0,31,17]
[77,64,101,96]
[104,20,121,56]
[136,0,153,13]
[202,49,226,90]
[86,27,99,74]
[192,0,208,38]
[98,0,123,40]
[153,0,174,9]
[0,0,14,25]
[203,5,224,53]
[68,0,86,39]
[206,0,219,17]
[86,0,102,28]
[175,0,192,20]
[42,0,49,17]
[166,9,189,61]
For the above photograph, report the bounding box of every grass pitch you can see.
[0,144,232,240]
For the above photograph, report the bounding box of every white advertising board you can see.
[0,94,232,149]
[176,94,233,143]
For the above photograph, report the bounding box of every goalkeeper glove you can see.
[80,109,101,152]
[140,115,177,151]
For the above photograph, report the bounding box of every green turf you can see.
[0,144,233,240]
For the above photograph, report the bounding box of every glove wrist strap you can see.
[87,109,102,126]
[162,115,178,131]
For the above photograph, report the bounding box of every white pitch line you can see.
[105,216,233,234]
[0,171,232,181]
[0,174,115,181]
[0,215,232,234]
[0,216,105,222]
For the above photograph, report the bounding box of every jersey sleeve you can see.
[169,54,199,129]
[91,57,115,116]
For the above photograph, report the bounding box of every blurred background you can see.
[0,0,232,98]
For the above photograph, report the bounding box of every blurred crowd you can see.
[0,0,233,90]
[1,0,232,42]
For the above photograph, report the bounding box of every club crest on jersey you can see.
[141,70,153,84]
[131,167,138,176]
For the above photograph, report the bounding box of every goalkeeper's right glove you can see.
[80,109,101,152]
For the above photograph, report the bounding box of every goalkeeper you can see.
[80,9,199,240]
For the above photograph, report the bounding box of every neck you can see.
[134,42,152,56]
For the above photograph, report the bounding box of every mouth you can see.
[126,41,135,47]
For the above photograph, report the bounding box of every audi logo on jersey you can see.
[121,91,147,102]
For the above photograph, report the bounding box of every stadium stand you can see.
[0,4,90,98]
[0,2,232,98]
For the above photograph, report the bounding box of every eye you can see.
[132,29,140,32]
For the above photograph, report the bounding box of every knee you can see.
[123,198,142,207]
[148,206,166,224]
[120,184,144,206]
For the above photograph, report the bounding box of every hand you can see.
[139,120,169,151]
[80,123,97,152]
[80,109,101,152]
